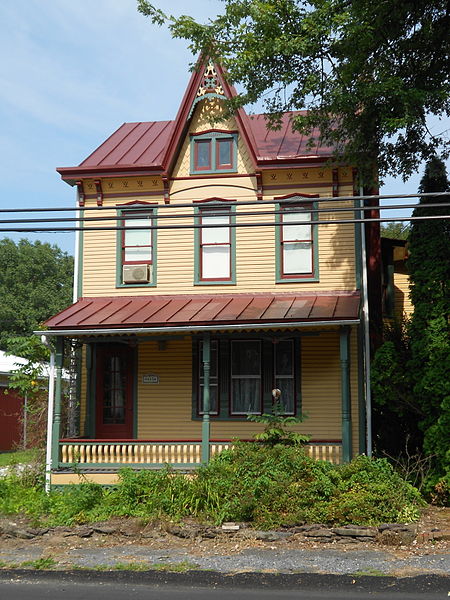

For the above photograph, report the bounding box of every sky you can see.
[1,0,449,255]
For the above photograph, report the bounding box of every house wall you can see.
[77,100,358,298]
[120,327,359,455]
[394,272,413,320]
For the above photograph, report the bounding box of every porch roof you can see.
[43,292,360,334]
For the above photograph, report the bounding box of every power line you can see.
[0,191,448,214]
[0,213,448,234]
[0,200,449,226]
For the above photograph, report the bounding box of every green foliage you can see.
[0,445,425,528]
[380,222,410,240]
[0,238,73,350]
[138,0,450,184]
[407,157,450,488]
[248,402,309,446]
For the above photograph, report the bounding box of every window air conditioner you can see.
[122,264,150,284]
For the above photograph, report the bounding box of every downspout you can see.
[359,187,372,457]
[42,336,55,493]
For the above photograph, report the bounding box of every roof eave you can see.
[36,318,360,337]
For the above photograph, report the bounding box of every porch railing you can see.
[58,439,342,468]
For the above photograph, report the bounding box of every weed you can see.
[352,569,386,577]
[21,557,57,570]
[113,562,149,571]
[151,561,198,572]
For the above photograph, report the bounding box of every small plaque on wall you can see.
[142,373,159,384]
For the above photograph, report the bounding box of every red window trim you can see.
[194,139,212,171]
[280,202,314,279]
[199,206,232,282]
[215,138,234,170]
[121,210,153,266]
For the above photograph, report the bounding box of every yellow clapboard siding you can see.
[394,272,413,319]
[81,193,357,296]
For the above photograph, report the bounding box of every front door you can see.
[95,344,134,439]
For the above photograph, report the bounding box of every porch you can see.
[40,292,362,487]
[58,438,343,468]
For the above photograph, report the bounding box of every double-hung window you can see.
[195,203,235,284]
[191,131,237,174]
[193,338,300,419]
[117,207,156,286]
[276,196,319,282]
[231,340,262,414]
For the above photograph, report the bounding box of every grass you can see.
[151,561,199,572]
[352,569,386,577]
[20,557,57,570]
[0,449,39,468]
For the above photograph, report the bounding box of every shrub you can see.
[0,444,425,528]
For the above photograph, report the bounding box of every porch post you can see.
[201,332,211,464]
[340,326,352,462]
[51,337,64,470]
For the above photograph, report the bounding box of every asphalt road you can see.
[0,572,448,600]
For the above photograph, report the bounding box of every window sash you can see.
[280,205,314,277]
[231,340,262,415]
[122,212,153,265]
[216,138,233,169]
[274,340,295,415]
[200,208,231,280]
[194,139,212,170]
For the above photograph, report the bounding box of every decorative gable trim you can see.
[162,57,258,176]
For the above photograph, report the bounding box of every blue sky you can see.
[1,0,448,255]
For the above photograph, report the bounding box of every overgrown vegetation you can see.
[0,444,424,529]
[247,401,309,446]
[372,157,450,505]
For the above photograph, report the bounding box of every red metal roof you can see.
[58,113,330,177]
[45,292,360,331]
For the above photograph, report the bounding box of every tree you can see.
[380,222,410,240]
[0,238,73,351]
[408,157,450,487]
[138,0,450,184]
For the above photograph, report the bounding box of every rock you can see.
[295,524,328,532]
[73,526,94,538]
[332,527,376,538]
[253,531,292,542]
[92,525,117,535]
[15,529,36,539]
[303,528,334,538]
[377,525,417,546]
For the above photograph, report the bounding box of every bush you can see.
[0,444,425,528]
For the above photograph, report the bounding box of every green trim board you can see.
[51,337,64,469]
[190,131,238,175]
[354,199,363,290]
[275,200,319,283]
[115,206,157,288]
[77,214,84,299]
[339,326,352,462]
[194,202,236,285]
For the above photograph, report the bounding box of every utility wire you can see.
[0,213,448,234]
[0,200,449,226]
[0,191,448,213]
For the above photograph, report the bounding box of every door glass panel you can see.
[102,355,126,424]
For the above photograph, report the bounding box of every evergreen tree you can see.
[408,157,450,486]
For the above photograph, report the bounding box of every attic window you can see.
[191,131,237,174]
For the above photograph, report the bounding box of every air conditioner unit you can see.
[122,264,150,284]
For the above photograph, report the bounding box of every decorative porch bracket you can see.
[340,326,352,462]
[51,337,64,469]
[201,332,211,464]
